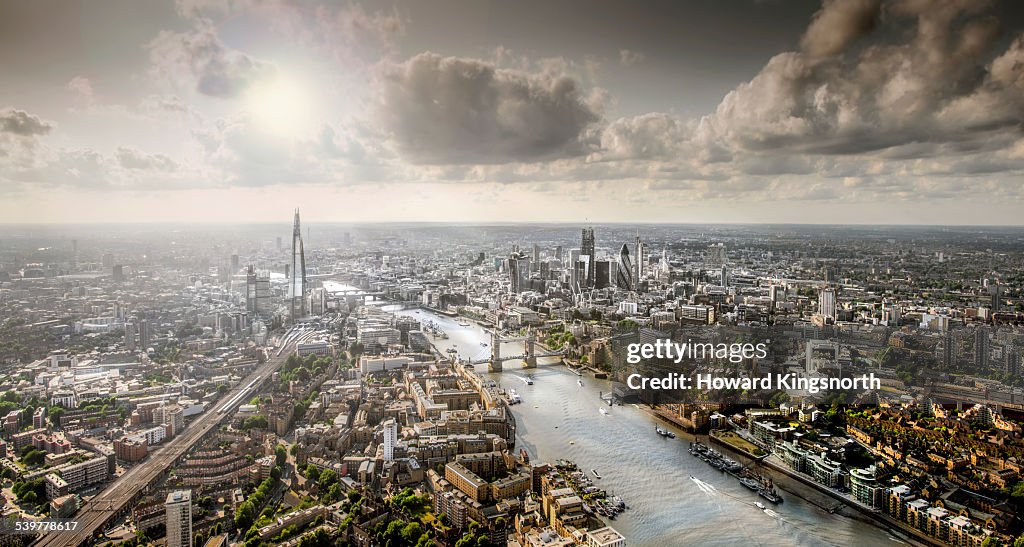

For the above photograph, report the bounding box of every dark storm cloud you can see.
[0,108,54,136]
[705,0,1024,158]
[800,0,881,57]
[375,52,603,164]
[148,22,272,98]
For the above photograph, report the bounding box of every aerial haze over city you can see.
[2,1,1024,547]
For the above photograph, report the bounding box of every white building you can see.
[818,288,837,320]
[165,490,192,547]
[297,340,332,357]
[383,419,397,462]
[586,526,625,547]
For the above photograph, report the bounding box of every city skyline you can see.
[2,0,1024,225]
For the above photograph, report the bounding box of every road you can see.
[36,339,299,547]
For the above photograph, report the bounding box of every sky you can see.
[1,0,1023,225]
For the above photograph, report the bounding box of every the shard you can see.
[290,208,307,318]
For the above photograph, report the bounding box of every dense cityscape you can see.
[2,0,1024,544]
[0,217,1023,547]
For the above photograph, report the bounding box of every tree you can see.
[769,391,791,408]
[0,400,18,416]
[242,415,268,430]
[45,406,64,428]
[297,528,332,547]
[304,464,321,482]
[322,483,343,505]
[401,522,423,544]
[21,448,46,467]
[317,469,338,491]
[275,444,287,467]
[616,319,639,332]
[235,501,256,530]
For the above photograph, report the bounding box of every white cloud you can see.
[618,49,645,66]
[66,77,96,107]
[116,146,178,171]
[147,21,274,98]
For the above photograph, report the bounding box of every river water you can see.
[370,301,911,546]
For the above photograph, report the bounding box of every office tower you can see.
[555,245,563,261]
[769,285,785,306]
[102,253,114,268]
[975,327,990,369]
[818,288,837,319]
[276,236,282,251]
[575,259,588,292]
[255,275,271,316]
[595,261,611,290]
[568,249,581,289]
[246,265,257,314]
[633,234,646,284]
[581,227,595,288]
[882,301,900,325]
[164,490,192,547]
[1006,347,1020,376]
[615,244,633,290]
[508,250,530,294]
[990,284,1002,313]
[941,331,956,368]
[308,287,327,316]
[720,264,729,288]
[230,254,239,272]
[290,209,307,318]
[532,244,540,272]
[112,264,125,282]
[383,419,397,462]
[124,322,136,352]
[139,319,151,349]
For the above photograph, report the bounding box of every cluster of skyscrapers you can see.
[242,209,308,322]
[506,227,648,295]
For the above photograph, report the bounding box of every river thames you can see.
[369,300,917,546]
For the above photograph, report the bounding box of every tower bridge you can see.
[463,329,563,372]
